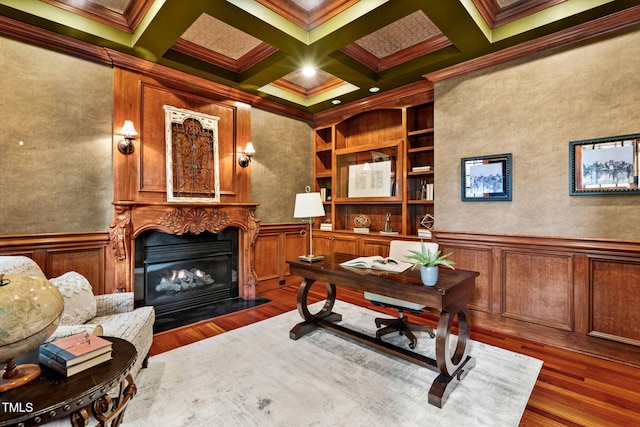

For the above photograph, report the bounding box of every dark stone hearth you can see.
[153,297,270,333]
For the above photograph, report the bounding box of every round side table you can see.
[0,337,137,427]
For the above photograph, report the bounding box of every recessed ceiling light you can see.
[302,65,316,76]
[332,99,341,105]
[369,87,380,93]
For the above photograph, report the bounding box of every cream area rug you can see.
[123,300,542,427]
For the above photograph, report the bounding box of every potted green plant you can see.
[405,241,455,286]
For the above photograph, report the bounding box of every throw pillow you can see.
[50,272,97,325]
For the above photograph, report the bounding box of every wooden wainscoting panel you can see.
[255,224,307,294]
[590,258,640,346]
[441,244,492,313]
[572,254,590,335]
[283,230,305,277]
[502,250,573,331]
[312,234,331,257]
[45,247,106,295]
[359,236,391,257]
[332,235,358,255]
[255,233,280,282]
[313,232,359,256]
[0,232,109,294]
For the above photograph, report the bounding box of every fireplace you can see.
[134,229,239,316]
[108,203,259,300]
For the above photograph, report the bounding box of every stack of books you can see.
[39,333,113,377]
[411,165,432,172]
[319,187,332,202]
[320,222,332,231]
[420,183,434,201]
[418,229,432,239]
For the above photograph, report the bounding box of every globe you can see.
[0,274,64,392]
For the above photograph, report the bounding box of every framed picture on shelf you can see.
[348,160,392,198]
[569,134,640,195]
[461,153,512,202]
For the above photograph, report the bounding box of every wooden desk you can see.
[0,337,136,427]
[287,252,479,408]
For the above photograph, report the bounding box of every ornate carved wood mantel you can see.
[109,202,259,298]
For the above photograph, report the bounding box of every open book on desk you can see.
[340,256,413,273]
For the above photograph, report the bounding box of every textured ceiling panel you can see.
[181,14,263,60]
[282,68,338,90]
[354,11,442,59]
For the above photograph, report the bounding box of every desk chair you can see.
[364,240,437,349]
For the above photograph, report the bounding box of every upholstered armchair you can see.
[0,256,154,378]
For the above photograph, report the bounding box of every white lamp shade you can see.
[119,120,138,137]
[244,142,256,155]
[294,192,325,218]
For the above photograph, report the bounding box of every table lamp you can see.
[294,186,326,262]
[0,274,64,392]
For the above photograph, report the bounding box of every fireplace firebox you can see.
[134,229,238,316]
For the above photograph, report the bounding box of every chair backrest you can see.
[388,240,439,263]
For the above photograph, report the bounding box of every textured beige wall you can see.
[0,35,113,234]
[435,24,640,240]
[250,108,314,223]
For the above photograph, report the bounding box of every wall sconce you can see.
[238,142,256,167]
[118,120,137,154]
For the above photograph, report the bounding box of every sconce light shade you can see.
[119,120,138,137]
[117,120,137,154]
[238,142,256,167]
[244,142,256,156]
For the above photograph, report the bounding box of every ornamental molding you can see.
[158,207,231,235]
[109,205,131,261]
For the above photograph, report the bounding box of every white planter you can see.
[420,266,439,286]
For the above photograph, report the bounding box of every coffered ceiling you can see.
[1,0,639,115]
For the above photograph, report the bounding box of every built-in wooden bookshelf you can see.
[406,102,435,236]
[313,100,434,238]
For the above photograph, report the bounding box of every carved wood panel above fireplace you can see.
[108,67,258,297]
[113,67,252,205]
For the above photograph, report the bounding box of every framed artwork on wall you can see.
[569,133,640,195]
[164,105,221,203]
[461,153,512,202]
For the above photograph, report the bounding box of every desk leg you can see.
[428,301,475,408]
[290,278,342,340]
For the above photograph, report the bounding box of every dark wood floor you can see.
[151,285,640,427]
